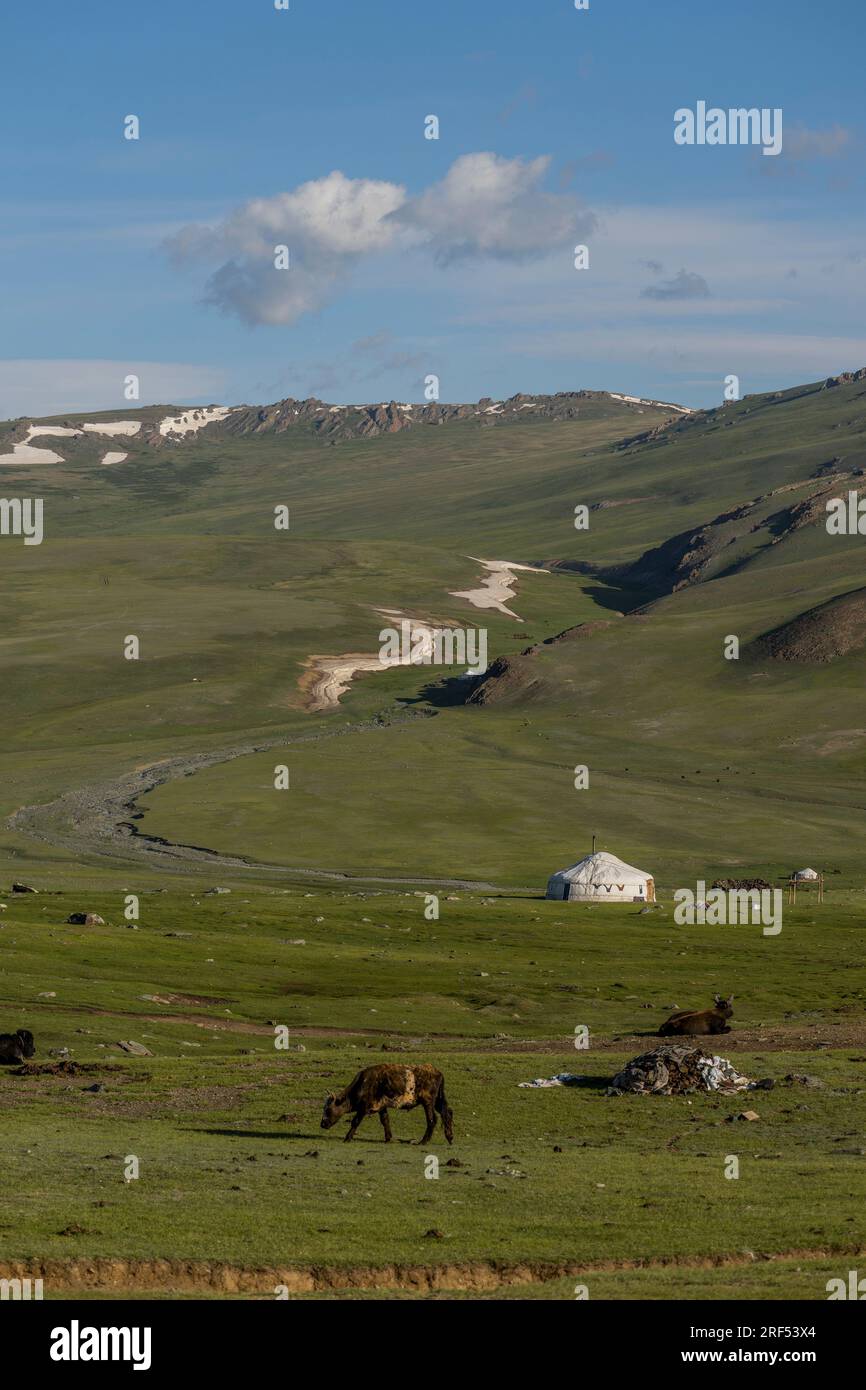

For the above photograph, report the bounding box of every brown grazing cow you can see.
[0,1029,36,1064]
[658,995,734,1037]
[321,1063,453,1144]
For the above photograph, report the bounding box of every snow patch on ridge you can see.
[609,392,691,415]
[449,557,548,622]
[82,421,142,437]
[0,442,65,464]
[159,406,234,436]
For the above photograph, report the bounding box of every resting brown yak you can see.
[658,995,734,1037]
[321,1063,453,1144]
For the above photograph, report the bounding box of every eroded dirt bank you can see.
[301,609,454,712]
[1,1246,860,1296]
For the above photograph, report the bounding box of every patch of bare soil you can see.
[788,728,866,756]
[10,1061,130,1078]
[491,1022,866,1054]
[142,993,232,1008]
[2,1246,862,1296]
[139,1013,283,1034]
[73,1081,279,1119]
[0,1062,149,1109]
[23,1001,866,1053]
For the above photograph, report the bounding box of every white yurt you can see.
[545,850,655,903]
[794,867,819,880]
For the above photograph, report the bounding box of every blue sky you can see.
[1,0,863,415]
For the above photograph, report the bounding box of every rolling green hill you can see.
[4,371,864,887]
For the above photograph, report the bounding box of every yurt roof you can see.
[551,851,653,884]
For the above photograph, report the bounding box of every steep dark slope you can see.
[750,588,866,663]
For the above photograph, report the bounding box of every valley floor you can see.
[0,887,863,1301]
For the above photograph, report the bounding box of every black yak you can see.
[0,1029,36,1064]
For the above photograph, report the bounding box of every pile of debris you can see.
[609,1044,756,1096]
[711,877,770,892]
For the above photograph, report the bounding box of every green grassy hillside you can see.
[2,374,866,886]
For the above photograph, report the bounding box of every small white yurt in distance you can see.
[546,850,655,903]
[794,867,819,880]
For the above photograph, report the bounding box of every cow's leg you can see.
[418,1098,437,1144]
[344,1106,367,1142]
[379,1109,393,1143]
[436,1090,454,1145]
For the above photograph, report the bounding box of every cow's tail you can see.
[435,1078,454,1144]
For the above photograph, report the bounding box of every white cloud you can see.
[164,154,593,325]
[390,152,595,264]
[165,170,408,328]
[0,360,227,419]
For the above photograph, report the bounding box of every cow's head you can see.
[16,1029,35,1058]
[321,1091,348,1129]
[712,995,734,1018]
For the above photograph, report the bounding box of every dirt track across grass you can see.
[6,709,521,891]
